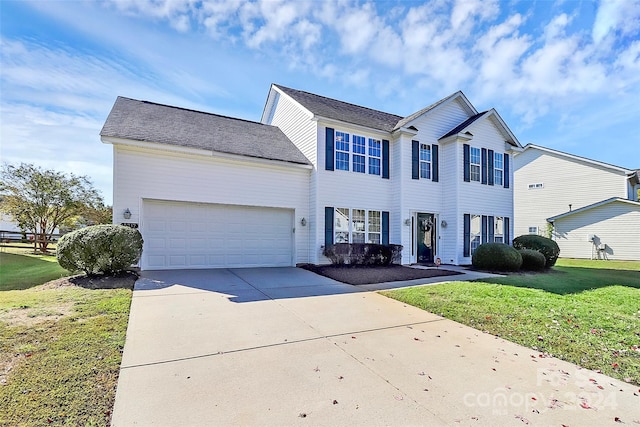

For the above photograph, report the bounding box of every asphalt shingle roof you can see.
[100,97,311,166]
[439,112,487,139]
[275,85,403,133]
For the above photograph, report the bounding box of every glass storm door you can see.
[417,213,436,264]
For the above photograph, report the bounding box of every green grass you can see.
[473,258,640,295]
[0,286,132,426]
[0,252,69,291]
[382,259,640,385]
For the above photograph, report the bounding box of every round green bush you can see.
[518,248,546,271]
[57,224,143,275]
[512,235,560,268]
[472,243,523,272]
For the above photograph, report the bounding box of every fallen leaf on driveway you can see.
[580,401,591,409]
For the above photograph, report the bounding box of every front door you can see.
[417,213,436,264]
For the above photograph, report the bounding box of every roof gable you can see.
[438,109,521,147]
[100,97,311,166]
[547,197,640,222]
[273,85,402,132]
[521,144,633,174]
[394,91,477,131]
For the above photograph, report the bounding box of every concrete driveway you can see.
[112,267,639,426]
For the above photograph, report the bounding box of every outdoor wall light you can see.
[441,220,447,228]
[404,218,411,226]
[123,208,132,219]
[300,218,307,226]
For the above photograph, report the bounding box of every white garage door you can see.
[142,200,294,270]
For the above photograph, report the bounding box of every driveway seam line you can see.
[120,318,446,370]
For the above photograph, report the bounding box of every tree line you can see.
[0,162,111,253]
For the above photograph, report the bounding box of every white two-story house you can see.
[101,84,522,270]
[514,144,640,260]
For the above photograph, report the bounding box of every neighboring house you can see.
[514,144,640,260]
[101,85,522,270]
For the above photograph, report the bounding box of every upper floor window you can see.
[335,132,350,171]
[494,153,504,186]
[368,138,381,176]
[419,144,431,179]
[352,135,366,173]
[470,147,481,182]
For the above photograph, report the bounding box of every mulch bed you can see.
[300,264,464,285]
[38,271,139,290]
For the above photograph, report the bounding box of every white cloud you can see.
[451,0,499,30]
[593,0,640,43]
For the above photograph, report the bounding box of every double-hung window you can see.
[368,211,381,243]
[352,135,366,173]
[470,214,481,254]
[352,209,366,242]
[335,132,350,171]
[419,144,431,179]
[470,147,481,182]
[334,208,350,243]
[494,153,504,186]
[334,208,381,243]
[368,138,381,175]
[494,217,504,243]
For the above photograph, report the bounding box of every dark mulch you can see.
[300,264,464,285]
[39,271,139,290]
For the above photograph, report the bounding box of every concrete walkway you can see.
[112,267,640,426]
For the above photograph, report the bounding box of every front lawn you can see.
[0,251,68,291]
[0,284,132,426]
[382,259,640,385]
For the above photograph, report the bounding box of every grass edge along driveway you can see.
[0,250,132,426]
[382,259,640,386]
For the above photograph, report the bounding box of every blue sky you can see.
[1,0,639,205]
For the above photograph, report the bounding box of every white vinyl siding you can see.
[514,147,631,239]
[552,200,640,261]
[112,146,310,269]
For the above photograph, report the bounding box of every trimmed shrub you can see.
[513,235,560,268]
[57,224,143,275]
[518,248,546,271]
[472,243,522,272]
[323,243,403,266]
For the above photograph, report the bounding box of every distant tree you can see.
[61,203,113,232]
[0,163,104,253]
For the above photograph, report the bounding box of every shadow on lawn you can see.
[473,266,640,295]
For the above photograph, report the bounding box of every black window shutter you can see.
[463,214,471,257]
[488,216,494,242]
[432,144,439,182]
[488,149,494,186]
[382,139,390,179]
[481,148,487,184]
[481,215,488,244]
[463,144,470,182]
[325,127,334,171]
[324,207,334,247]
[382,211,389,245]
[412,140,419,180]
[504,154,510,188]
[505,217,510,244]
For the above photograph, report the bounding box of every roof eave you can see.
[101,136,312,169]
